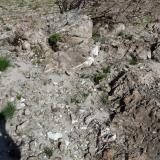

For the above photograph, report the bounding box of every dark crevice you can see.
[96,128,101,148]
[119,96,126,113]
[150,42,159,53]
[150,42,160,60]
[125,152,129,160]
[109,111,117,122]
[139,147,144,155]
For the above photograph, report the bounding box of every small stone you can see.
[44,63,54,73]
[83,57,94,67]
[10,97,15,102]
[72,119,78,124]
[138,50,151,60]
[65,140,70,146]
[90,44,100,57]
[17,102,26,110]
[16,121,29,132]
[20,98,25,103]
[24,109,30,115]
[114,23,125,35]
[22,41,30,50]
[47,132,62,140]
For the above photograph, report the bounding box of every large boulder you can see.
[48,11,93,40]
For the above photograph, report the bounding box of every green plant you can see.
[100,93,108,105]
[92,31,101,42]
[94,67,110,84]
[118,31,133,40]
[44,147,53,158]
[0,102,16,119]
[31,59,41,65]
[94,72,106,84]
[48,33,61,46]
[0,57,10,71]
[102,66,110,74]
[129,57,138,65]
[16,93,22,100]
[71,92,88,104]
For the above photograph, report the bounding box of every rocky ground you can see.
[0,0,160,160]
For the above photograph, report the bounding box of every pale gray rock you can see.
[114,23,125,35]
[22,41,31,50]
[48,12,93,39]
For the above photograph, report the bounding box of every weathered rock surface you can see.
[0,1,160,160]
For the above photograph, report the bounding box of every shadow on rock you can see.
[0,115,21,160]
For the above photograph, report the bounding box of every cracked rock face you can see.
[0,1,160,160]
[152,44,160,62]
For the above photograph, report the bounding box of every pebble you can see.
[10,97,15,102]
[90,44,100,57]
[47,132,62,140]
[17,102,26,110]
[22,41,31,50]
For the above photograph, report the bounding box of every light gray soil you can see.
[0,1,160,160]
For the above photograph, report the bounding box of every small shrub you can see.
[100,93,108,105]
[94,72,106,84]
[92,31,101,42]
[16,93,22,100]
[118,31,133,40]
[71,92,88,104]
[0,57,10,71]
[31,59,41,65]
[0,102,16,119]
[129,57,138,65]
[102,66,110,74]
[48,33,61,46]
[55,0,86,14]
[94,67,110,84]
[44,147,53,159]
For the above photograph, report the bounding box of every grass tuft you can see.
[48,33,61,46]
[94,67,110,84]
[44,147,53,159]
[92,31,101,42]
[100,93,108,105]
[129,57,138,65]
[71,92,88,104]
[16,93,22,100]
[0,102,16,119]
[0,57,10,71]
